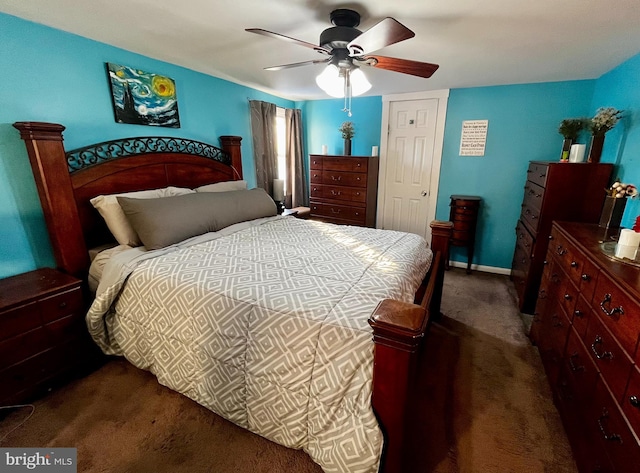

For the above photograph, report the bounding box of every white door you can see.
[377,90,449,241]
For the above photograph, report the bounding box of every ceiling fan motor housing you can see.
[319,26,362,51]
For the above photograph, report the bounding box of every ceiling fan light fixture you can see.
[349,67,371,97]
[315,64,344,98]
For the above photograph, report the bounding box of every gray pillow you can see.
[117,188,277,250]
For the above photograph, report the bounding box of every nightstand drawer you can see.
[0,302,40,341]
[526,161,549,188]
[39,287,83,323]
[0,326,48,369]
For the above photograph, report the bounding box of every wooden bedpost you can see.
[368,220,452,473]
[13,122,89,278]
[219,136,243,179]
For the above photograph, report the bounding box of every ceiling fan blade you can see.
[246,28,330,54]
[347,18,415,56]
[265,58,330,71]
[363,55,439,78]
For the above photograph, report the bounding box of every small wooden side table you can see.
[448,195,482,274]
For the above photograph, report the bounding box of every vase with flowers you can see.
[588,107,623,163]
[558,118,587,162]
[339,121,355,156]
[599,179,638,229]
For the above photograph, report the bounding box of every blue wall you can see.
[439,81,596,268]
[589,52,640,229]
[297,97,383,157]
[0,13,293,278]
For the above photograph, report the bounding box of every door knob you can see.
[421,190,428,197]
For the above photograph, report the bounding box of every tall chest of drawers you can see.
[511,161,612,314]
[309,154,379,227]
[531,222,640,473]
[0,268,98,404]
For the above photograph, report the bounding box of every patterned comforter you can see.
[87,216,432,473]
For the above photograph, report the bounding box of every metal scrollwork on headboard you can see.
[65,136,231,172]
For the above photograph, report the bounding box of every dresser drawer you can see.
[592,271,640,360]
[514,220,534,258]
[555,277,579,321]
[39,287,83,324]
[520,201,541,234]
[0,302,40,342]
[585,312,634,404]
[522,181,544,211]
[310,184,366,203]
[622,366,640,437]
[563,326,600,405]
[310,156,323,170]
[588,377,640,472]
[318,171,367,188]
[573,294,594,340]
[526,162,549,188]
[310,202,366,225]
[322,157,368,173]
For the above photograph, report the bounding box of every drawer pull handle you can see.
[330,208,341,214]
[597,408,622,443]
[538,290,547,300]
[573,309,583,319]
[600,294,624,318]
[58,301,67,309]
[591,335,613,360]
[330,190,342,196]
[551,314,563,328]
[564,293,572,301]
[570,261,578,268]
[548,235,554,240]
[581,273,590,281]
[556,245,567,256]
[630,396,640,408]
[331,175,342,181]
[568,353,585,372]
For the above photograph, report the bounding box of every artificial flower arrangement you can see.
[590,107,623,136]
[558,118,587,141]
[339,121,355,140]
[607,179,638,199]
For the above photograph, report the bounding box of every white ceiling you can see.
[2,0,640,101]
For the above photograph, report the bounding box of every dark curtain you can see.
[285,108,309,207]
[249,100,278,196]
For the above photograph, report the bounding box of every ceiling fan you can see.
[247,9,439,113]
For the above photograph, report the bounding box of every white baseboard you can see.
[447,261,511,275]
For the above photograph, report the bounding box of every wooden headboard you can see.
[13,122,243,278]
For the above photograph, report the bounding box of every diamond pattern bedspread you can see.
[86,216,432,473]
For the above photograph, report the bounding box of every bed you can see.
[13,121,452,473]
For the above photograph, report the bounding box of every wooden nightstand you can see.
[448,195,482,274]
[0,268,99,405]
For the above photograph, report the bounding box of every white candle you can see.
[618,228,640,247]
[273,179,284,202]
[372,146,379,157]
[615,244,638,260]
[321,144,328,155]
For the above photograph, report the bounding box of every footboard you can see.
[368,220,452,473]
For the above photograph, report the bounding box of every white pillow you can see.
[90,186,194,246]
[195,180,248,193]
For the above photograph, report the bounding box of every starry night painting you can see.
[106,63,180,128]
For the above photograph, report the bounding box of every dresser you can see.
[448,195,482,273]
[0,268,99,404]
[309,154,379,227]
[511,161,612,314]
[531,221,640,473]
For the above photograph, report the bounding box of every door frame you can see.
[376,89,450,241]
